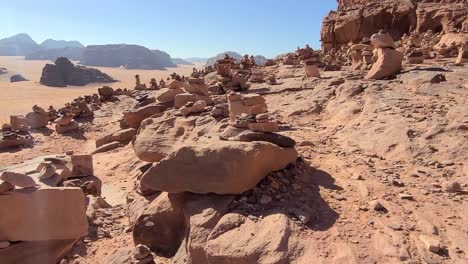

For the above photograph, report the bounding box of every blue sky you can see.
[1,0,337,58]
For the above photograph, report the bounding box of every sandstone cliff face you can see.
[322,0,467,51]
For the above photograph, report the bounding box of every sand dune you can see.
[0,56,198,123]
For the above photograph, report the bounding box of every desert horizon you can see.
[0,56,200,123]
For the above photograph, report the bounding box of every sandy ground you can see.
[0,56,199,123]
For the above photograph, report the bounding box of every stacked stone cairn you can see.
[365,31,403,80]
[299,45,321,77]
[54,106,79,134]
[176,77,213,116]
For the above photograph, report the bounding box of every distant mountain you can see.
[205,51,269,66]
[205,51,242,67]
[80,44,175,70]
[151,50,176,68]
[185,57,208,64]
[40,39,84,49]
[25,47,84,61]
[0,33,41,56]
[172,58,193,65]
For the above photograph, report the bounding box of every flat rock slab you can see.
[141,140,297,194]
[0,187,88,241]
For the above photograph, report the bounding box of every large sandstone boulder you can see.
[155,88,184,103]
[174,93,213,108]
[133,192,186,256]
[204,213,292,264]
[140,140,298,194]
[132,113,218,162]
[0,187,87,241]
[365,48,403,80]
[122,103,166,129]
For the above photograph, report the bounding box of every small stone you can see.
[399,193,414,200]
[44,156,68,165]
[38,165,56,180]
[259,195,273,205]
[65,150,74,155]
[351,173,364,180]
[0,181,15,193]
[369,200,386,211]
[134,244,151,260]
[419,235,441,253]
[334,194,345,201]
[442,180,462,193]
[0,171,36,188]
[0,241,11,249]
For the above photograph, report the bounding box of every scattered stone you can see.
[442,180,462,193]
[369,200,386,211]
[0,171,36,188]
[134,244,152,260]
[419,235,441,253]
[0,181,15,193]
[259,195,273,205]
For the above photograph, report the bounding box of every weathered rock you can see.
[365,48,403,80]
[442,180,462,193]
[155,88,184,103]
[133,192,185,257]
[0,171,36,188]
[0,239,77,264]
[0,181,15,193]
[419,235,441,253]
[38,164,56,180]
[174,93,213,108]
[167,79,184,89]
[228,94,268,122]
[248,121,280,133]
[54,115,73,126]
[205,213,291,263]
[304,63,320,77]
[95,128,136,148]
[55,120,79,134]
[98,86,115,100]
[141,141,298,194]
[228,130,296,148]
[0,187,87,241]
[122,103,166,129]
[26,111,49,129]
[71,154,93,177]
[132,114,218,162]
[92,141,120,154]
[10,115,29,130]
[10,74,28,82]
[180,100,207,116]
[184,78,209,96]
[40,57,115,87]
[179,194,234,263]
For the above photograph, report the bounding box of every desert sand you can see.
[0,56,198,123]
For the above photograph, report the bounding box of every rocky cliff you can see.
[322,0,468,51]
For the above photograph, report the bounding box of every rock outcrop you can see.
[40,57,115,87]
[321,0,468,51]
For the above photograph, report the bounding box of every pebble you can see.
[259,195,273,205]
[399,193,413,200]
[369,200,386,211]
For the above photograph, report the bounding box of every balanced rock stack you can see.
[0,119,33,150]
[455,44,468,64]
[347,44,373,70]
[175,78,212,116]
[365,31,403,80]
[0,154,98,263]
[300,46,321,77]
[227,92,267,122]
[249,69,265,83]
[54,107,79,134]
[155,77,184,105]
[25,105,49,129]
